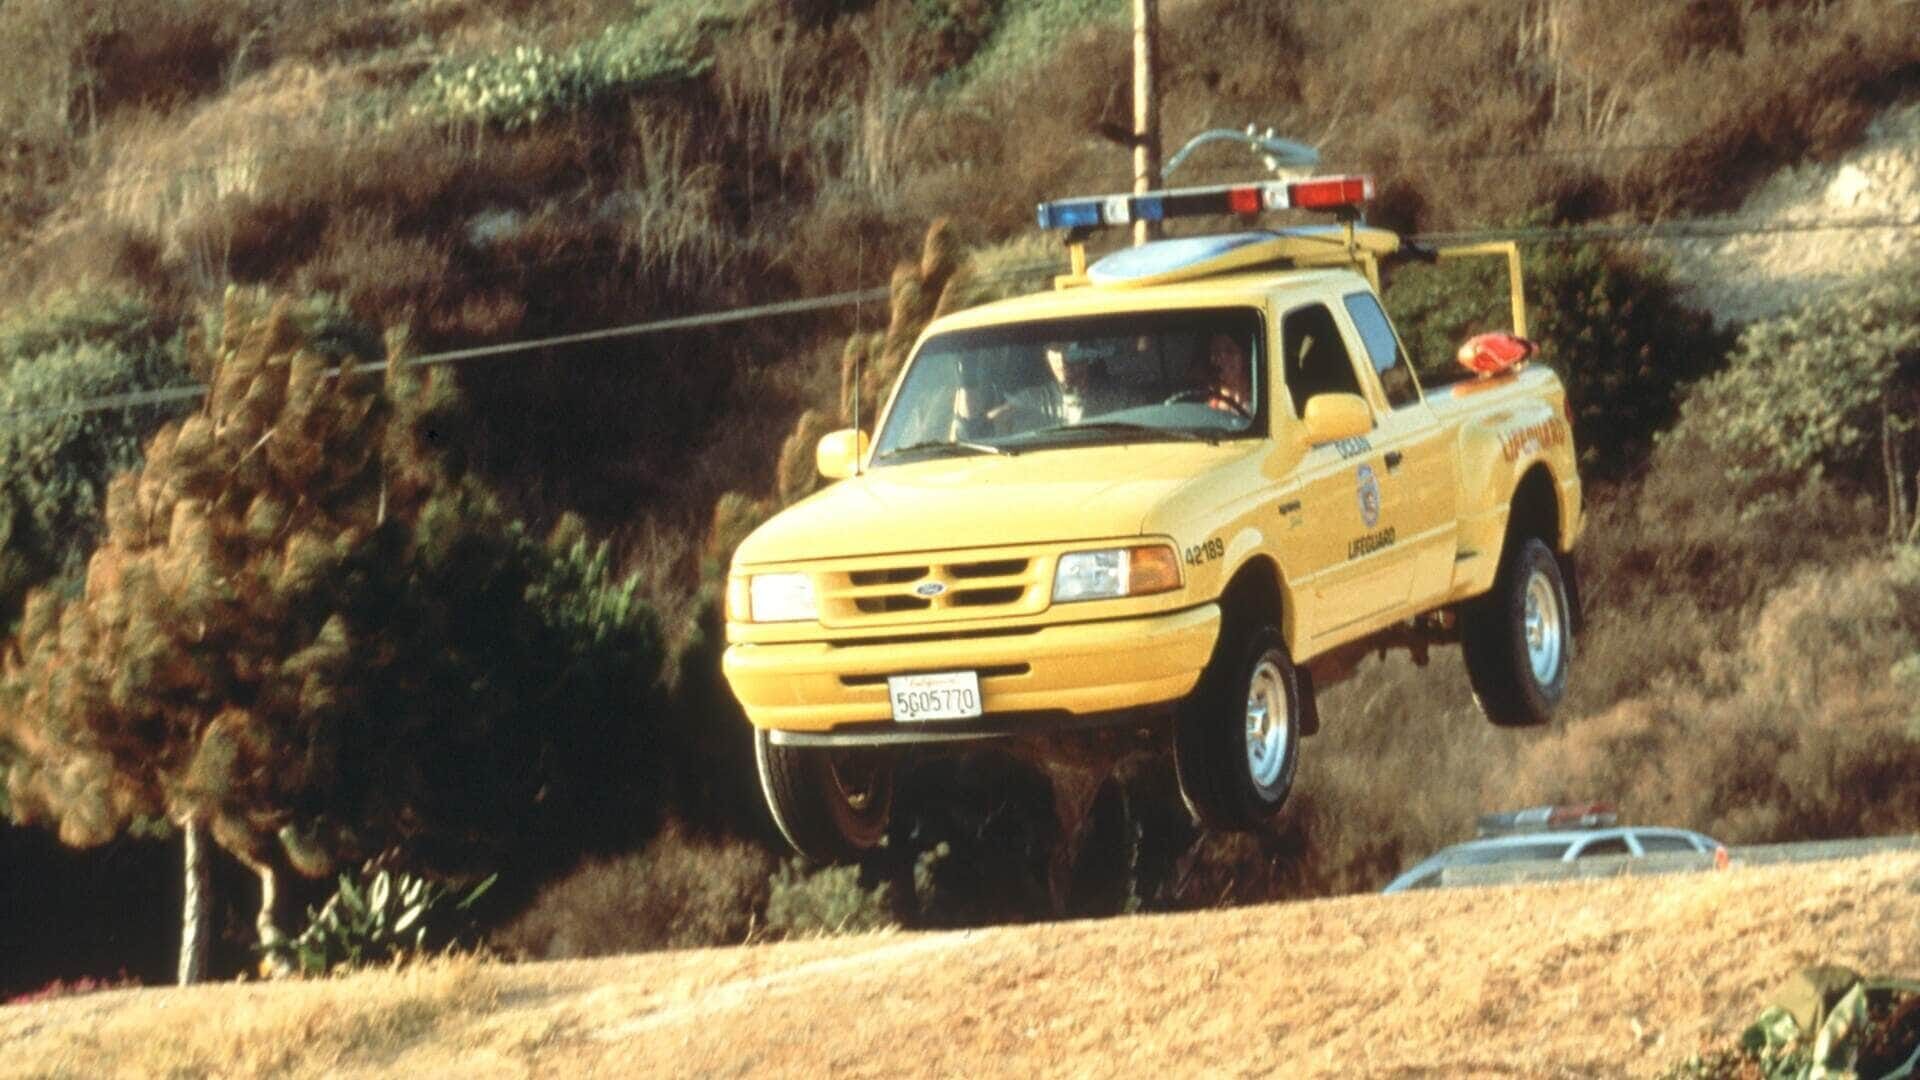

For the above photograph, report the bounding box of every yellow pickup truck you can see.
[723,175,1583,862]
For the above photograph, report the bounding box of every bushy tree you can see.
[0,291,666,976]
[1384,240,1731,480]
[1677,274,1920,542]
[0,291,189,627]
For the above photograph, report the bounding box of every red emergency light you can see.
[1457,331,1538,376]
[1288,176,1374,211]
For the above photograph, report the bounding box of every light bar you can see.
[1037,175,1374,231]
[1475,802,1618,837]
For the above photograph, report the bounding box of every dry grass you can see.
[1507,550,1920,845]
[3,954,504,1079]
[7,854,1920,1077]
[918,0,1920,231]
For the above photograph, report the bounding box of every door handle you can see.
[1384,450,1404,471]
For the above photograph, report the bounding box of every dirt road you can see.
[6,850,1918,1078]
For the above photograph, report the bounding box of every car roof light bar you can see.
[1475,802,1619,837]
[1037,175,1375,232]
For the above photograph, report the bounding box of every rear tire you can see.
[1173,622,1301,829]
[1462,536,1572,728]
[754,731,894,864]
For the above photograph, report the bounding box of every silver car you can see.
[1382,806,1724,894]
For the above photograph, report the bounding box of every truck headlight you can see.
[731,573,818,623]
[1051,545,1181,603]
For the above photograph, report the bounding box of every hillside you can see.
[8,851,1920,1077]
[1,0,1919,1005]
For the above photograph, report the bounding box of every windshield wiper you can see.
[879,438,1007,460]
[1025,421,1213,444]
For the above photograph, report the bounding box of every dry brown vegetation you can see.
[492,824,775,960]
[7,852,1920,1077]
[0,0,1910,545]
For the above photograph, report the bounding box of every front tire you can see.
[1173,622,1302,829]
[1461,536,1573,727]
[754,731,894,864]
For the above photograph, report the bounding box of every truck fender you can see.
[1453,403,1576,597]
[1213,554,1318,736]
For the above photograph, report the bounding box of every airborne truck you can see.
[722,174,1583,862]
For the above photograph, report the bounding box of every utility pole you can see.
[1132,0,1161,246]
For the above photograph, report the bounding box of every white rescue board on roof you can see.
[1086,226,1404,289]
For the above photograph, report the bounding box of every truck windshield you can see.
[872,307,1264,463]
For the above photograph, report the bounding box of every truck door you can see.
[1278,300,1410,642]
[1337,290,1459,613]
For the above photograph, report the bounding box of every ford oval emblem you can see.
[914,581,947,598]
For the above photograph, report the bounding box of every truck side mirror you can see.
[816,428,870,480]
[1300,393,1373,444]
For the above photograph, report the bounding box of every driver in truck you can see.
[1199,332,1254,415]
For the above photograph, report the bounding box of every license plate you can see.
[887,671,983,723]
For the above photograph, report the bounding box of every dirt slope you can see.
[1670,100,1920,323]
[7,851,1919,1078]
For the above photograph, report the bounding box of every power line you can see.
[350,283,892,375]
[1,214,1914,426]
[0,284,898,424]
[1410,214,1920,246]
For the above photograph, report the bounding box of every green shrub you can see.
[1677,274,1920,539]
[410,8,735,131]
[762,860,897,938]
[1383,239,1730,480]
[0,290,188,627]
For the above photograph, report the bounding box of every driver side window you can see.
[1282,303,1364,417]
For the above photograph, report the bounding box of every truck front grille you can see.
[854,595,931,614]
[821,554,1047,626]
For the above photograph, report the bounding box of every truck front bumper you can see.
[722,603,1221,739]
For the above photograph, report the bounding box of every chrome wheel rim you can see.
[1523,568,1565,685]
[1243,656,1290,790]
